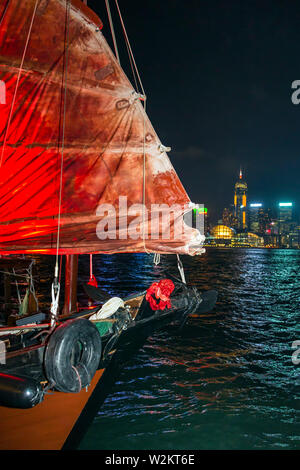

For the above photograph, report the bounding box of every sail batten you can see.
[0,0,204,256]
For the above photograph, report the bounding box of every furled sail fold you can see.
[0,0,204,255]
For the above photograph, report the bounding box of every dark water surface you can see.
[74,248,300,450]
[14,249,298,450]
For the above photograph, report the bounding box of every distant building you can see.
[278,203,293,235]
[248,203,262,233]
[211,224,235,239]
[233,169,247,232]
[259,208,272,235]
[277,202,294,247]
[190,206,209,236]
[207,225,264,248]
[206,224,235,246]
[248,204,272,236]
[222,207,237,228]
[288,225,300,248]
[215,170,299,249]
[231,232,264,248]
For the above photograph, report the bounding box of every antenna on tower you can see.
[239,167,243,180]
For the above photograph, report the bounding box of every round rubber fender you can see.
[44,318,102,393]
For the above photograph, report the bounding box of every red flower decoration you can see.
[146,279,175,311]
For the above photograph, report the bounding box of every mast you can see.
[62,255,78,316]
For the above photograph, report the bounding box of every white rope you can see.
[12,268,21,305]
[55,0,70,271]
[176,254,186,284]
[0,270,37,279]
[114,0,145,96]
[71,365,82,392]
[27,261,38,310]
[105,0,120,64]
[51,0,71,321]
[124,35,139,92]
[50,281,60,327]
[113,0,149,253]
[153,253,161,265]
[141,96,150,253]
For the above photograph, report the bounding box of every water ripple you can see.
[36,248,299,450]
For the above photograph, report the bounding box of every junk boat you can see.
[0,0,216,449]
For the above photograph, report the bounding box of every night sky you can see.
[88,0,300,223]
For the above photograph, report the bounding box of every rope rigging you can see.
[114,0,145,97]
[51,0,71,324]
[104,0,149,254]
[105,0,120,65]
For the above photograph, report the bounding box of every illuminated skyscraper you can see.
[222,207,237,228]
[248,203,262,233]
[278,202,293,235]
[234,168,248,231]
[191,206,208,236]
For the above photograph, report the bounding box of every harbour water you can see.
[5,249,298,450]
[76,248,300,450]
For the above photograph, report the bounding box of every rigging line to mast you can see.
[176,254,186,284]
[112,0,149,252]
[105,1,139,92]
[51,0,71,324]
[142,97,150,254]
[114,0,145,96]
[0,0,39,171]
[124,32,139,92]
[55,0,71,275]
[12,268,22,305]
[0,0,10,29]
[105,0,120,65]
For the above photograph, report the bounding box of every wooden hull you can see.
[0,369,105,450]
[0,287,202,450]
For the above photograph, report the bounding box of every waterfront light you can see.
[279,202,293,207]
[250,203,262,207]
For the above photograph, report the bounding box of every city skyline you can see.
[197,166,298,227]
[201,168,299,248]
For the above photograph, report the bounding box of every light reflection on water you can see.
[77,249,300,450]
[19,249,300,449]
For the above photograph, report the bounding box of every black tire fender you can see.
[44,318,102,393]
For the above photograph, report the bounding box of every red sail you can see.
[0,0,204,255]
